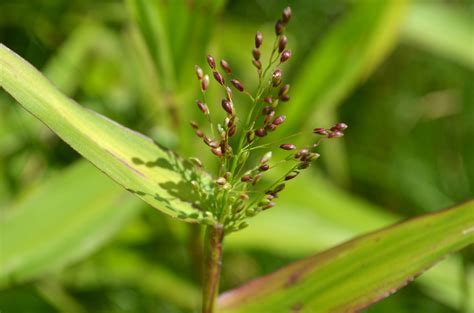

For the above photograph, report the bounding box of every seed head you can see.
[333,122,348,131]
[279,84,290,97]
[297,162,310,169]
[196,100,209,114]
[216,177,227,185]
[252,48,261,61]
[221,99,234,115]
[201,74,209,91]
[259,164,270,171]
[280,50,292,63]
[262,106,273,114]
[255,31,263,48]
[207,54,216,69]
[230,79,245,92]
[211,147,223,157]
[213,71,225,85]
[220,59,232,73]
[280,94,290,102]
[285,173,298,181]
[328,130,344,138]
[278,35,288,53]
[273,115,286,125]
[266,123,277,131]
[255,128,267,137]
[275,19,284,35]
[282,7,292,24]
[241,175,252,182]
[264,110,275,125]
[280,143,296,150]
[273,183,286,193]
[195,130,204,138]
[263,97,273,104]
[260,151,272,164]
[228,124,237,137]
[262,201,275,210]
[252,59,262,69]
[195,65,203,80]
[190,120,199,129]
[313,128,328,135]
[272,69,282,86]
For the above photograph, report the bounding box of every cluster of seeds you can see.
[189,7,347,232]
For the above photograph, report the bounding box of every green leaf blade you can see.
[218,200,474,313]
[0,44,213,223]
[0,161,142,287]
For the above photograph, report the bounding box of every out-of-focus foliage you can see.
[0,0,472,312]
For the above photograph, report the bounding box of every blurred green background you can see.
[0,0,473,312]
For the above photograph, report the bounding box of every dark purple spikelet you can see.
[207,55,216,69]
[252,48,261,61]
[263,97,273,104]
[280,143,296,150]
[220,59,232,73]
[273,115,286,125]
[241,175,252,182]
[285,173,298,181]
[262,106,273,114]
[259,164,270,171]
[213,71,225,85]
[313,128,328,135]
[230,79,245,92]
[279,84,290,97]
[221,99,234,115]
[272,69,282,86]
[282,7,292,24]
[195,65,203,80]
[196,100,209,114]
[328,130,344,139]
[266,123,277,131]
[333,122,348,131]
[264,113,275,127]
[278,35,288,53]
[255,32,263,48]
[274,183,286,193]
[190,121,199,129]
[196,130,204,138]
[201,74,209,91]
[255,128,267,137]
[228,124,237,137]
[280,94,290,102]
[252,59,262,69]
[211,147,223,157]
[275,19,284,35]
[280,50,292,63]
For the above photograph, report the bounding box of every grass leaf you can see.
[219,200,474,313]
[283,0,409,133]
[0,44,214,223]
[0,161,142,287]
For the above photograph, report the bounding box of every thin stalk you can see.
[202,224,224,313]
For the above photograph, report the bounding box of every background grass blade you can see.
[0,44,214,223]
[401,1,474,70]
[0,161,142,287]
[218,200,474,313]
[282,0,409,134]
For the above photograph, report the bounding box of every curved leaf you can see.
[0,44,214,224]
[219,200,474,313]
[0,161,142,287]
